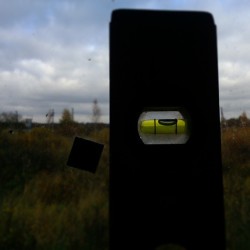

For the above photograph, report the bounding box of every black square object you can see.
[67,137,104,173]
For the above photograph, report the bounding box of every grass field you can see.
[0,124,249,249]
[0,126,109,250]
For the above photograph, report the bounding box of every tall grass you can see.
[0,126,109,250]
[1,124,250,249]
[222,127,250,250]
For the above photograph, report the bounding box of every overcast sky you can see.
[0,0,249,123]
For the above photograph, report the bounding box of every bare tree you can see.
[92,99,101,124]
[239,111,248,127]
[46,109,54,125]
[0,111,21,123]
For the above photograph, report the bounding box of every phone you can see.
[110,9,225,250]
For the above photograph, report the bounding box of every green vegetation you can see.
[222,126,250,250]
[1,111,250,249]
[0,125,109,250]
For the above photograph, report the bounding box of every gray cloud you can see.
[0,0,111,122]
[0,0,249,123]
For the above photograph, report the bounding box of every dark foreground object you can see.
[67,137,104,173]
[110,9,225,250]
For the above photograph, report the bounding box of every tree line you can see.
[221,111,250,128]
[0,98,103,125]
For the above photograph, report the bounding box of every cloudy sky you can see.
[0,0,249,123]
